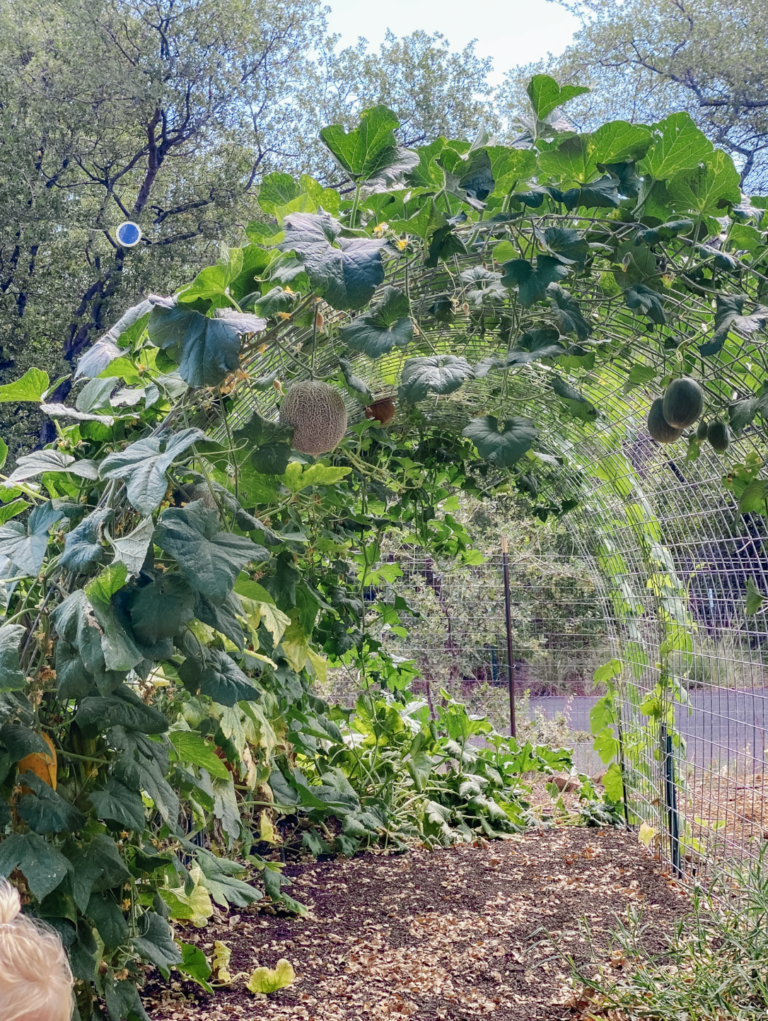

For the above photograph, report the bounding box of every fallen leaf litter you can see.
[145,828,687,1020]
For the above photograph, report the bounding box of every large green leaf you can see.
[537,227,589,268]
[462,416,539,467]
[179,649,259,707]
[86,892,128,948]
[193,848,262,908]
[625,284,666,326]
[341,286,413,357]
[281,213,386,311]
[486,147,538,194]
[397,356,474,404]
[4,450,99,486]
[133,912,183,971]
[177,245,243,302]
[60,508,109,573]
[232,413,294,476]
[667,149,740,215]
[638,112,713,180]
[147,305,241,387]
[128,574,196,644]
[701,294,768,356]
[194,591,246,649]
[551,375,598,422]
[0,367,50,403]
[88,778,147,832]
[65,835,130,914]
[85,563,143,672]
[110,517,154,577]
[501,257,568,306]
[170,731,230,780]
[474,328,565,377]
[0,624,25,692]
[527,74,589,120]
[0,832,71,899]
[154,501,267,602]
[548,285,592,341]
[100,427,204,516]
[0,502,63,577]
[75,685,168,735]
[319,106,413,184]
[17,771,86,834]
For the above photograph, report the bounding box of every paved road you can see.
[527,689,768,770]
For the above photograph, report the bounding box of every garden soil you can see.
[145,828,687,1021]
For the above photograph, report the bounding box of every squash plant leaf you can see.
[0,501,64,577]
[551,375,598,422]
[147,304,241,388]
[0,367,50,404]
[281,213,386,311]
[526,74,589,121]
[462,416,539,467]
[17,771,86,835]
[0,623,26,692]
[180,648,260,708]
[0,831,71,900]
[128,574,196,645]
[397,355,474,404]
[154,501,267,603]
[501,256,569,306]
[133,911,183,972]
[341,286,413,357]
[474,328,565,377]
[319,106,415,185]
[100,427,204,516]
[88,778,147,832]
[233,412,294,476]
[625,284,667,326]
[4,450,99,486]
[75,685,169,734]
[246,958,296,995]
[110,517,155,577]
[338,356,373,404]
[638,112,713,180]
[60,508,110,573]
[701,294,768,356]
[547,284,592,341]
[536,227,589,268]
[169,732,230,781]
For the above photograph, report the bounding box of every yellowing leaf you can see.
[240,596,291,645]
[161,865,214,927]
[638,822,657,847]
[260,810,277,843]
[282,461,352,492]
[213,940,232,984]
[246,958,295,995]
[281,620,328,682]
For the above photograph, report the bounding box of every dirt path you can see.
[145,828,687,1021]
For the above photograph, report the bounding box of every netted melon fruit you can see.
[662,376,704,428]
[279,380,348,456]
[707,420,731,453]
[647,398,684,443]
[365,398,396,427]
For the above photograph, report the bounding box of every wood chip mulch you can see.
[145,827,688,1021]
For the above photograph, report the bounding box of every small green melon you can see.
[662,377,704,428]
[696,418,709,442]
[707,420,731,453]
[647,398,684,444]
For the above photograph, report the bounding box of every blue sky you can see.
[324,0,580,85]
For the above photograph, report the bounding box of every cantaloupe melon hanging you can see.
[279,380,348,456]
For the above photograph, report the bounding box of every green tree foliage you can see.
[501,0,768,189]
[0,1,495,457]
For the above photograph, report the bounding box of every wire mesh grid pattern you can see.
[214,218,768,890]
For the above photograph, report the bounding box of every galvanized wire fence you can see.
[221,218,768,890]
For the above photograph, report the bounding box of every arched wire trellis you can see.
[210,214,768,891]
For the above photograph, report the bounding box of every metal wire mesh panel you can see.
[214,219,768,890]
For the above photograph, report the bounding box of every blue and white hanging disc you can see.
[116,221,141,247]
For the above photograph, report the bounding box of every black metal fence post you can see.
[501,536,516,739]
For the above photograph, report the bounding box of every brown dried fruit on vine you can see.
[365,398,396,427]
[278,380,348,455]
